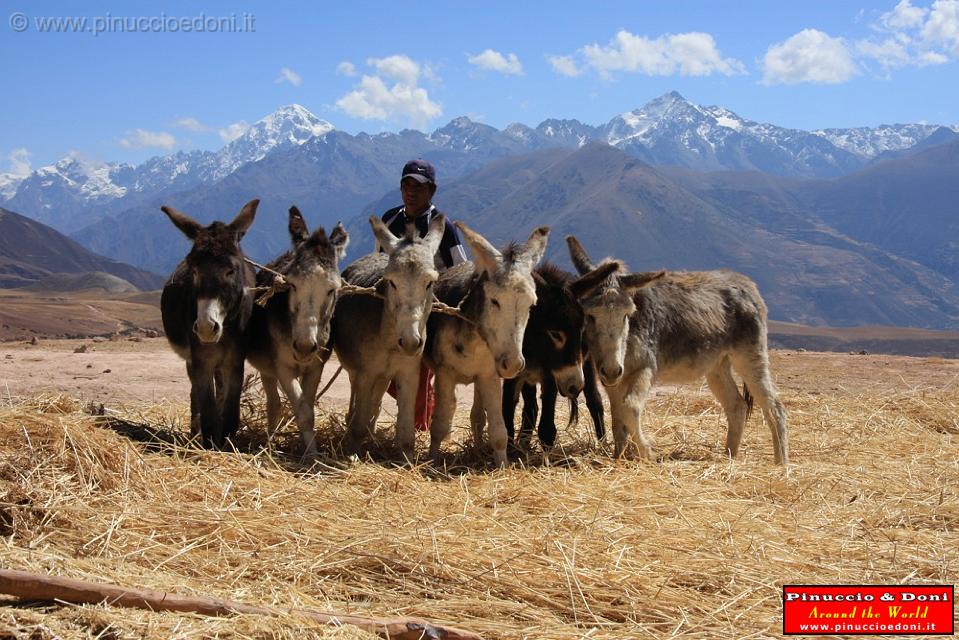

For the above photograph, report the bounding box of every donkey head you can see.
[566,235,664,387]
[458,222,550,379]
[370,214,444,356]
[162,199,258,343]
[282,206,349,362]
[529,261,623,397]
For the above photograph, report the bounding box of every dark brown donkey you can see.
[160,199,259,449]
[502,262,618,450]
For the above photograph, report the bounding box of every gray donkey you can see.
[566,236,788,465]
[426,223,549,467]
[332,214,445,460]
[246,206,348,457]
[160,199,258,449]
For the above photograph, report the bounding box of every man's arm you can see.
[440,219,468,268]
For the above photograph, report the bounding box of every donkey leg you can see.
[606,370,654,460]
[189,362,220,449]
[428,372,457,464]
[219,354,246,443]
[261,374,282,451]
[295,365,324,458]
[706,356,750,460]
[393,360,419,462]
[583,357,606,441]
[732,351,789,465]
[502,377,520,443]
[345,373,376,455]
[537,378,558,450]
[477,375,509,468]
[518,383,538,449]
[469,385,486,448]
[186,361,201,439]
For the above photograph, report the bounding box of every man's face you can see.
[400,177,434,215]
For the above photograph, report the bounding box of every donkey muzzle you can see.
[496,354,526,379]
[599,363,624,387]
[193,319,222,343]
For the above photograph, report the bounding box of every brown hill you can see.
[431,143,959,329]
[0,207,164,291]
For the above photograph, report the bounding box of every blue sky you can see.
[2,0,958,173]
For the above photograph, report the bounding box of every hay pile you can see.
[0,365,956,639]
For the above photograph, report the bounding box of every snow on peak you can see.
[214,104,334,177]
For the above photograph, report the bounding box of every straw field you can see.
[0,351,957,639]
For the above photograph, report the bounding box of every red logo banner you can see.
[783,585,954,635]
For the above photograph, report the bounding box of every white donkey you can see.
[246,207,348,457]
[566,236,788,464]
[426,223,549,467]
[332,214,445,460]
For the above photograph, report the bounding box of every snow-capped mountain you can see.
[603,91,865,176]
[212,104,334,178]
[0,172,27,200]
[4,104,335,232]
[813,123,947,159]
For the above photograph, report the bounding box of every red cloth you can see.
[387,363,435,431]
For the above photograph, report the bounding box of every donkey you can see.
[502,262,618,450]
[332,214,445,460]
[425,223,549,467]
[160,199,258,448]
[566,236,789,465]
[246,206,348,457]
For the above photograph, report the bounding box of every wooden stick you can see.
[0,568,483,640]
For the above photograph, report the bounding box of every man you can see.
[379,159,467,269]
[381,159,467,431]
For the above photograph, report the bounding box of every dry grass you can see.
[0,364,957,639]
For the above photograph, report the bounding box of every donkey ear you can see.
[329,222,349,262]
[229,199,259,240]
[161,205,203,240]
[288,206,309,244]
[455,221,501,276]
[618,270,666,293]
[566,235,594,275]
[370,216,400,253]
[514,226,550,271]
[423,213,446,255]
[569,260,621,299]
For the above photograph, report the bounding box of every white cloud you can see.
[548,55,582,77]
[369,54,420,85]
[219,121,250,143]
[337,61,356,76]
[7,147,32,177]
[761,29,859,85]
[580,30,745,78]
[467,49,523,75]
[856,36,913,68]
[275,67,302,87]
[921,0,959,55]
[881,0,929,29]
[119,129,177,150]
[173,117,206,132]
[335,54,441,128]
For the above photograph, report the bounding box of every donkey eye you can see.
[547,330,566,348]
[389,280,397,290]
[327,287,336,297]
[490,298,500,309]
[225,268,235,278]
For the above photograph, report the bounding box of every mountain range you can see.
[2,92,958,329]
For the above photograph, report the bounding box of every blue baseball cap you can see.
[401,159,436,185]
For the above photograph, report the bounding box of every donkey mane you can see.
[535,262,573,288]
[191,222,244,257]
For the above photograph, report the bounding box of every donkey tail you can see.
[742,383,754,422]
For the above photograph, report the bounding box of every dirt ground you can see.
[2,336,957,410]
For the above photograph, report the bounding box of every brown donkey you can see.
[160,199,258,449]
